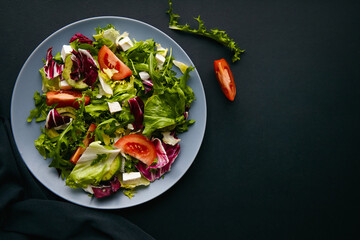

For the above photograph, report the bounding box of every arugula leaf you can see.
[124,39,157,64]
[39,95,89,179]
[167,0,245,62]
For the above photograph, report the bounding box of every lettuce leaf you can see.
[119,176,150,190]
[111,76,137,101]
[34,132,56,158]
[93,24,118,52]
[65,141,120,189]
[142,85,185,136]
[85,103,109,118]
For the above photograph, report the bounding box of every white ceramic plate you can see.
[11,16,206,209]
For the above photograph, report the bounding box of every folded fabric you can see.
[0,117,155,240]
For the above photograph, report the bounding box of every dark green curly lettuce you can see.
[167,0,245,62]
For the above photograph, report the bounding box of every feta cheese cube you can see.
[127,123,134,130]
[117,36,134,51]
[122,172,142,184]
[108,101,122,114]
[61,45,73,61]
[139,71,150,80]
[155,53,166,66]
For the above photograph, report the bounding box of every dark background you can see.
[1,0,360,239]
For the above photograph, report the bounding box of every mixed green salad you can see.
[27,24,195,199]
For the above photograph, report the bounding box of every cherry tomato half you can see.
[46,90,90,109]
[98,45,132,80]
[114,134,157,166]
[214,59,236,101]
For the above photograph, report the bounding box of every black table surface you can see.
[1,0,359,239]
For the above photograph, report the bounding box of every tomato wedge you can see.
[70,124,97,164]
[46,90,90,109]
[214,59,236,101]
[114,134,157,166]
[98,45,132,80]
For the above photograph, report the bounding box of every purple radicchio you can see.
[44,47,64,79]
[92,176,121,199]
[136,138,180,182]
[70,49,98,86]
[128,96,144,130]
[142,79,153,93]
[45,109,71,129]
[69,33,93,45]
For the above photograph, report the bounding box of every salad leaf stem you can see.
[129,59,138,75]
[162,48,173,77]
[167,0,245,62]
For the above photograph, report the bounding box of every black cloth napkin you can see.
[0,116,155,240]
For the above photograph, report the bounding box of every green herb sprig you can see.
[167,0,245,62]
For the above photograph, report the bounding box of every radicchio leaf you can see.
[92,186,112,198]
[44,47,64,79]
[128,96,144,130]
[142,79,153,93]
[92,176,121,198]
[136,139,180,182]
[69,33,93,45]
[45,109,71,129]
[70,49,98,87]
[148,138,169,169]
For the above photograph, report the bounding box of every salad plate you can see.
[11,16,206,209]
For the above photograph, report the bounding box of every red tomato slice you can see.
[46,90,90,109]
[98,45,132,80]
[114,134,157,166]
[70,124,97,164]
[214,59,236,101]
